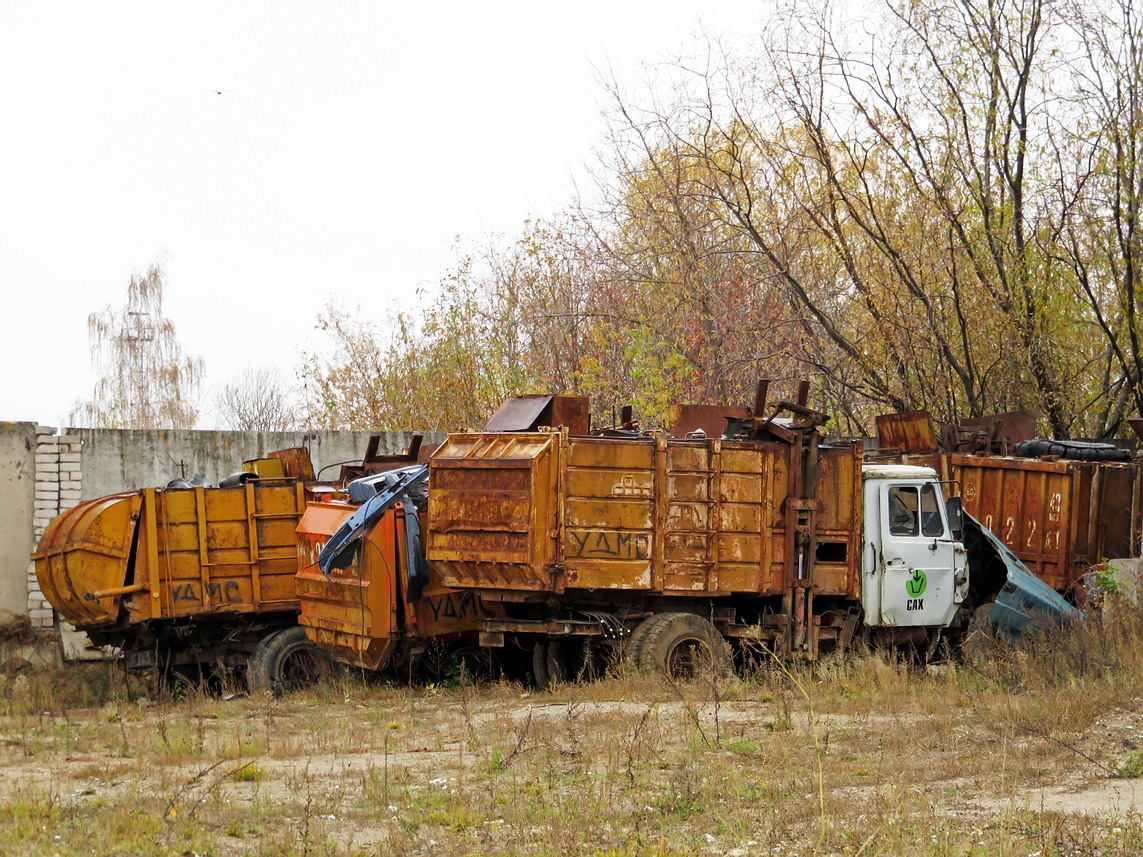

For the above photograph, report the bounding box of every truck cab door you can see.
[877,482,962,627]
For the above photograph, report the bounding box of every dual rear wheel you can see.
[532,612,731,688]
[626,612,731,679]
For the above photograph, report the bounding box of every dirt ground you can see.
[3,660,1143,857]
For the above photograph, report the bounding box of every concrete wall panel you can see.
[0,422,36,621]
[73,428,440,499]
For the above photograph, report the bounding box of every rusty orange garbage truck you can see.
[32,450,335,693]
[313,394,1077,683]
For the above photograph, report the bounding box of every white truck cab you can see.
[860,464,968,628]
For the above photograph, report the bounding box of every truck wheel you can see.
[532,640,568,690]
[622,618,657,668]
[634,613,731,679]
[963,602,999,662]
[247,627,333,696]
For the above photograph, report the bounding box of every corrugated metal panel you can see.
[428,433,558,591]
[948,454,1143,594]
[140,480,305,618]
[953,454,1074,591]
[564,437,658,591]
[426,431,863,600]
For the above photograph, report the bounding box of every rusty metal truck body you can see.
[33,469,331,692]
[295,493,499,676]
[306,393,1075,682]
[421,422,974,675]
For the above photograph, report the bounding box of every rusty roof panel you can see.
[875,412,940,454]
[668,403,751,438]
[483,395,590,435]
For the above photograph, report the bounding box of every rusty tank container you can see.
[35,481,307,628]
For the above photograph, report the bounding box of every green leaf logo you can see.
[906,569,927,598]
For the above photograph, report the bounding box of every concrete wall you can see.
[0,422,36,621]
[0,423,442,636]
[73,428,428,500]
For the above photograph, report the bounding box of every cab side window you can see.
[887,486,918,536]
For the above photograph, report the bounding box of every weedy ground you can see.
[4,609,1143,856]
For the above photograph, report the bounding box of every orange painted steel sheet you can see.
[33,492,142,627]
[33,481,307,630]
[875,412,940,455]
[950,455,1141,593]
[296,500,501,670]
[139,481,305,620]
[296,500,399,670]
[427,432,862,599]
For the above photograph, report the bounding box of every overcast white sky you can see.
[0,2,765,426]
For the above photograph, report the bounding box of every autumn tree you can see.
[1056,0,1143,435]
[71,264,204,429]
[215,368,298,431]
[579,120,808,421]
[595,0,1143,436]
[296,0,1143,438]
[300,259,530,431]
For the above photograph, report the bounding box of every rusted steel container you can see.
[295,500,498,671]
[33,480,307,632]
[875,411,941,455]
[949,454,1141,594]
[426,431,863,600]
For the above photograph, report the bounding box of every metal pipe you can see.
[86,583,148,600]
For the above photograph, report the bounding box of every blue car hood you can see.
[965,512,1082,643]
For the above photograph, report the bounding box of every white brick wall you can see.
[28,427,83,628]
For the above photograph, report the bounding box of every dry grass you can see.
[3,612,1143,855]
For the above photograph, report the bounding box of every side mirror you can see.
[945,496,964,541]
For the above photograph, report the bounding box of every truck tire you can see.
[622,618,657,668]
[1012,439,1129,462]
[532,640,568,690]
[633,613,731,679]
[247,627,333,696]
